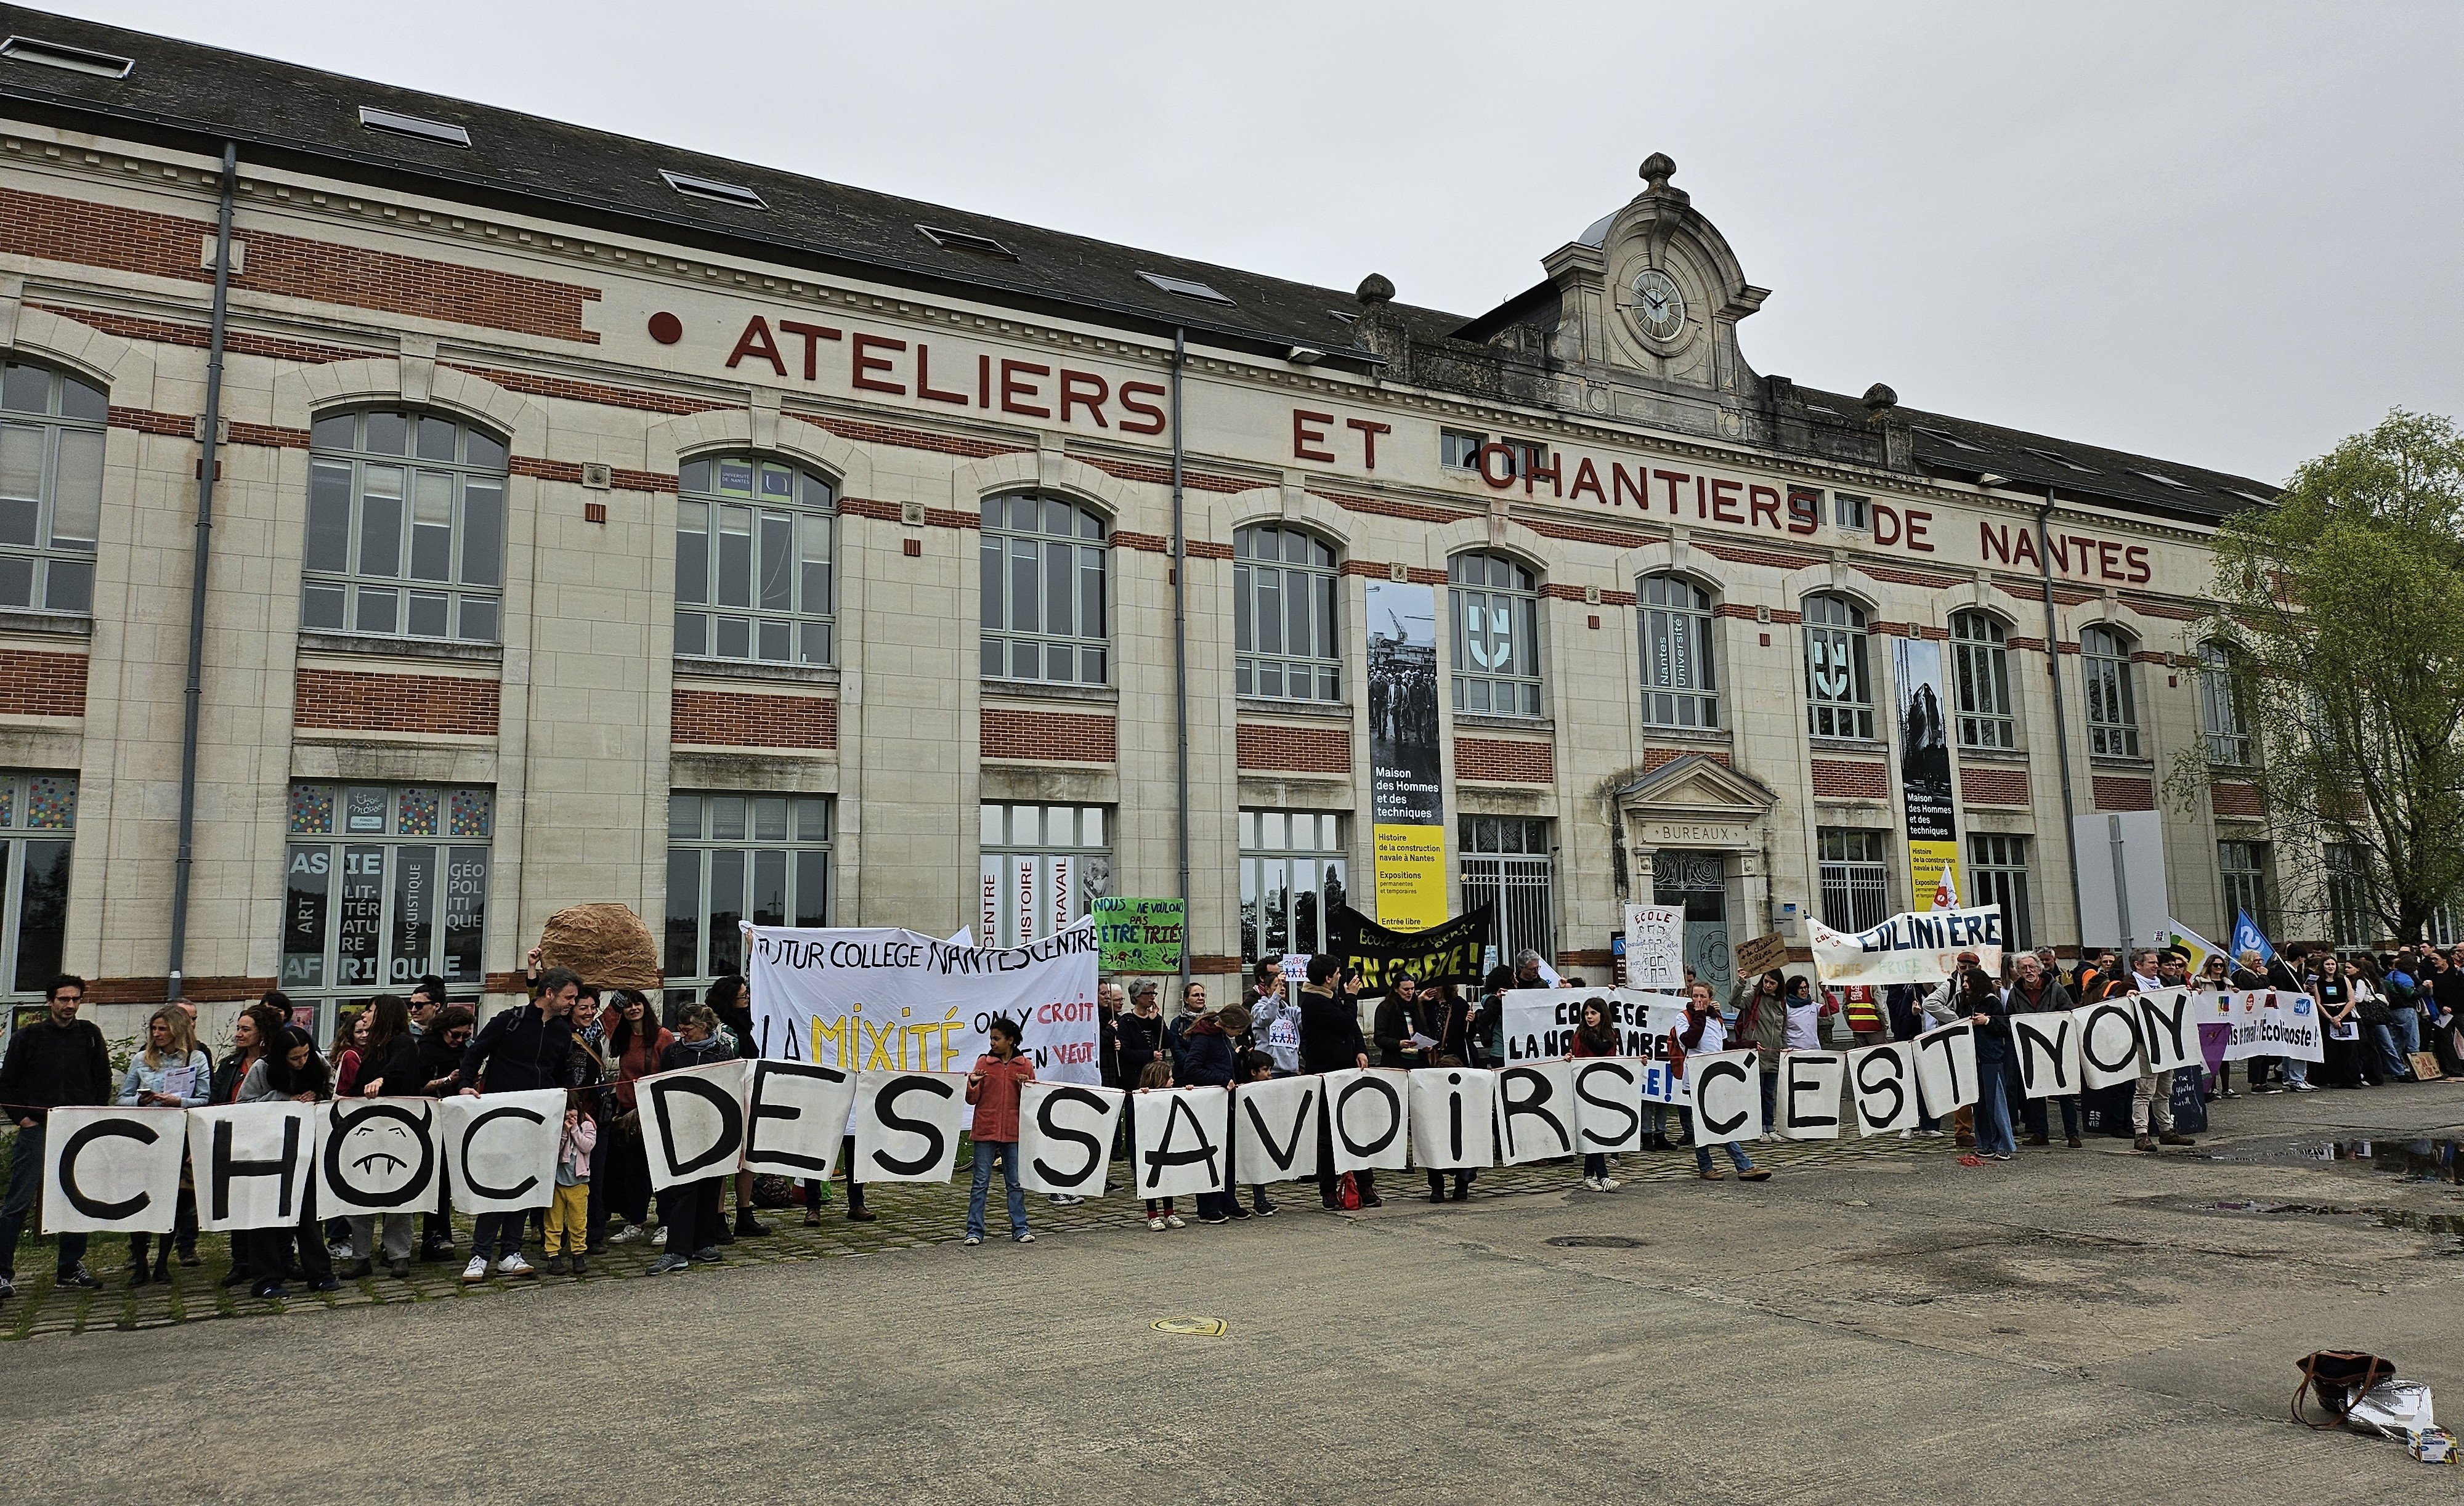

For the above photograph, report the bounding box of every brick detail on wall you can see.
[1340,559,1446,586]
[294,667,498,735]
[2210,780,2263,817]
[2093,775,2156,812]
[89,975,275,1006]
[1078,455,1255,494]
[982,706,1116,763]
[671,689,838,749]
[1960,764,2031,806]
[446,363,727,417]
[1642,746,1732,772]
[1315,490,1480,526]
[0,184,601,343]
[0,648,89,717]
[33,302,367,363]
[1811,758,1889,799]
[1236,721,1350,775]
[1454,735,1554,784]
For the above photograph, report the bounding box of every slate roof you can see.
[0,6,2277,522]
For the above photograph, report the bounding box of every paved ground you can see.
[9,1083,2462,1504]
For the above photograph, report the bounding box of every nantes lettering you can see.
[1978,521,2151,583]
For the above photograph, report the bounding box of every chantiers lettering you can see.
[722,314,1167,435]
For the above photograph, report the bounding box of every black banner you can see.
[1326,902,1494,991]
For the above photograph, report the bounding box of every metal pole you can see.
[167,141,238,1003]
[2037,490,2087,963]
[2108,813,2134,960]
[1169,328,1191,992]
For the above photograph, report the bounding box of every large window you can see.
[302,409,506,643]
[1950,611,2016,750]
[283,783,491,1000]
[2218,840,2272,937]
[981,493,1107,685]
[2198,641,2251,767]
[1966,833,2032,950]
[1240,809,1348,962]
[981,803,1110,948]
[1234,524,1340,702]
[1817,828,1891,933]
[1459,816,1554,968]
[0,363,106,615]
[674,456,835,666]
[1450,552,1541,717]
[0,772,75,997]
[664,791,831,988]
[1637,574,1719,729]
[2081,625,2141,758]
[1804,595,1874,740]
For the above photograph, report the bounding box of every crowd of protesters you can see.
[0,934,2457,1294]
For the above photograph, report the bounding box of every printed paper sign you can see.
[1496,1061,1580,1165]
[638,1060,753,1193]
[1017,1082,1124,1196]
[1777,1051,1845,1140]
[1092,896,1185,974]
[188,1103,317,1232]
[2074,1001,2146,1090]
[851,1070,969,1184]
[743,1061,857,1180]
[1321,1067,1411,1173]
[1912,1022,1979,1117]
[1232,1076,1321,1185]
[1847,1043,1921,1136]
[1807,904,2004,986]
[315,1098,444,1215]
[1129,1086,1229,1199]
[43,1107,186,1234]
[1623,904,1685,992]
[1571,1059,1645,1154]
[1408,1067,1497,1170]
[2135,991,2200,1074]
[1687,1048,1761,1144]
[2010,1012,2082,1099]
[437,1089,563,1214]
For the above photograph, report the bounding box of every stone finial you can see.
[1355,272,1395,307]
[1639,153,1676,192]
[1862,383,1899,414]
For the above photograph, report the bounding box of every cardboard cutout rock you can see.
[536,902,662,990]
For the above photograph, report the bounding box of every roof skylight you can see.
[916,225,1016,259]
[661,170,766,209]
[359,106,471,148]
[1139,271,1234,305]
[0,36,135,79]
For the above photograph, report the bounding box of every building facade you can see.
[0,12,2332,1042]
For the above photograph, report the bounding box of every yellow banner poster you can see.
[1908,840,1960,913]
[1372,824,1448,932]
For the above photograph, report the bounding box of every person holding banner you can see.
[1182,1005,1246,1224]
[341,995,428,1279]
[2006,957,2080,1149]
[962,1017,1037,1247]
[647,1006,736,1275]
[1924,957,2016,1161]
[602,991,672,1242]
[2123,970,2195,1153]
[1299,955,1381,1210]
[456,968,580,1281]
[114,1003,212,1285]
[1567,1000,1622,1192]
[1676,982,1767,1182]
[236,1026,339,1298]
[0,974,110,1298]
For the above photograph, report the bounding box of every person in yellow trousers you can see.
[544,1095,597,1276]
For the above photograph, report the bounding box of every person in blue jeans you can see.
[0,975,111,1297]
[1675,981,1772,1182]
[963,1017,1037,1247]
[1922,954,2015,1159]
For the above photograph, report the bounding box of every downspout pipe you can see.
[2036,487,2086,958]
[166,141,238,1002]
[1170,328,1191,994]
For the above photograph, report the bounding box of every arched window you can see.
[303,408,507,642]
[1636,573,1717,729]
[1450,551,1541,716]
[0,361,108,615]
[1234,524,1340,702]
[2197,641,2250,766]
[1803,594,1873,739]
[980,492,1106,685]
[2080,625,2139,756]
[673,455,837,665]
[1949,610,2015,750]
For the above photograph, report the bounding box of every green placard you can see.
[1094,896,1186,973]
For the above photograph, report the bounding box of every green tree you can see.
[2168,410,2464,945]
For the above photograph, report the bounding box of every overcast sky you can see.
[39,0,2464,483]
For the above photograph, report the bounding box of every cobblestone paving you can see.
[0,1130,1961,1340]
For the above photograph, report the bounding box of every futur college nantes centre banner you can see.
[1365,577,1445,929]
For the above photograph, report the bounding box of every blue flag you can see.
[2230,909,2276,966]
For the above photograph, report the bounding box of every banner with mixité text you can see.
[747,921,1101,1084]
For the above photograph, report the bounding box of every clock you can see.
[1630,268,1685,341]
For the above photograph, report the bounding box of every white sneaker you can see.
[650,1226,668,1247]
[1581,1176,1603,1191]
[609,1223,645,1245]
[1014,1232,1035,1244]
[1165,1214,1186,1229]
[1147,1216,1166,1231]
[1047,1194,1083,1207]
[496,1253,535,1278]
[1913,1128,1947,1139]
[1599,1176,1622,1191]
[460,1256,488,1285]
[963,1234,982,1246]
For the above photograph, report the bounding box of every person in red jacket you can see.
[963,1017,1037,1247]
[1565,997,1623,1191]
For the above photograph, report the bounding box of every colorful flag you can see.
[2229,910,2276,966]
[2163,918,2221,974]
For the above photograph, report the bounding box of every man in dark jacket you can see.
[455,970,579,1279]
[1298,955,1380,1210]
[0,974,110,1296]
[2008,954,2081,1148]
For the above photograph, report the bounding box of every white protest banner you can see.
[1232,1076,1321,1185]
[1016,1082,1123,1196]
[1623,903,1685,991]
[43,1107,185,1234]
[2009,1012,2081,1099]
[1496,1061,1579,1165]
[747,921,1100,1083]
[1687,1048,1761,1144]
[1322,1067,1411,1173]
[2073,1000,2146,1090]
[744,1061,857,1180]
[1572,1059,1646,1154]
[1408,1067,1497,1170]
[1499,988,1688,1106]
[187,1103,316,1232]
[1913,1022,1979,1117]
[1807,904,2004,986]
[314,1098,444,1216]
[437,1089,564,1214]
[2135,990,2200,1075]
[2220,989,2324,1063]
[1777,1051,1845,1140]
[1847,1043,1921,1136]
[1129,1086,1229,1199]
[638,1059,753,1192]
[852,1070,968,1183]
